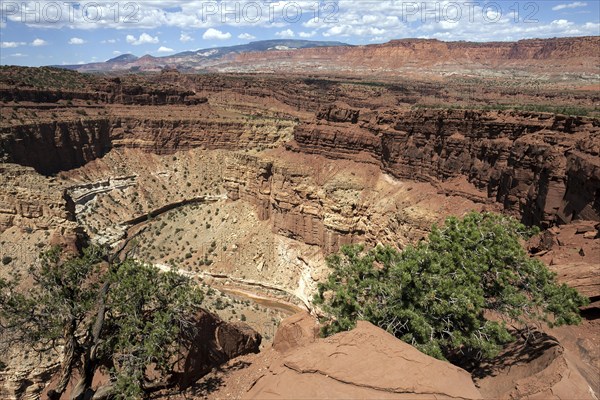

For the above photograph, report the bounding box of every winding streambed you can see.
[76,191,311,321]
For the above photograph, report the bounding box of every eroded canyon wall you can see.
[0,119,111,175]
[1,113,294,175]
[1,81,598,233]
[223,153,360,254]
[291,106,600,227]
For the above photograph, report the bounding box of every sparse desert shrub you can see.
[2,256,12,265]
[315,212,588,361]
[0,246,203,398]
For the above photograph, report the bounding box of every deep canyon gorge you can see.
[1,37,599,400]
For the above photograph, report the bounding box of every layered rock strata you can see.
[291,106,600,227]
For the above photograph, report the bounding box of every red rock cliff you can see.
[291,106,600,227]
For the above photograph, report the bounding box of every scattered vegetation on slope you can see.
[0,66,93,90]
[0,246,204,399]
[314,212,588,361]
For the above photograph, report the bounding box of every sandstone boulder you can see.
[272,312,319,353]
[245,319,482,399]
[173,310,261,389]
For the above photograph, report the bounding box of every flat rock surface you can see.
[205,318,482,400]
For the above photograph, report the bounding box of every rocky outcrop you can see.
[528,220,600,308]
[0,164,74,232]
[238,316,483,399]
[474,330,596,399]
[36,309,261,399]
[272,312,319,353]
[223,153,360,253]
[223,152,456,254]
[291,106,600,227]
[172,310,261,389]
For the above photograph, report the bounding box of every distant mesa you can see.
[51,36,600,77]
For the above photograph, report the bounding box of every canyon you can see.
[0,35,599,399]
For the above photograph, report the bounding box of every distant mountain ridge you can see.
[56,39,350,72]
[54,36,600,79]
[105,54,139,63]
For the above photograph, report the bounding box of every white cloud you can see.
[439,20,460,30]
[370,36,387,42]
[362,15,379,24]
[552,2,588,11]
[1,41,26,48]
[126,33,159,45]
[68,37,86,45]
[112,50,122,55]
[31,38,47,46]
[299,31,316,38]
[238,33,256,40]
[202,28,231,40]
[2,0,598,44]
[180,32,193,42]
[102,39,117,44]
[323,25,386,38]
[157,46,174,53]
[275,29,295,38]
[10,53,27,57]
[2,1,322,30]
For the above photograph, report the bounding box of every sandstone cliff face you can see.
[291,106,600,227]
[1,113,294,175]
[0,119,111,175]
[226,36,600,75]
[0,164,75,232]
[223,153,361,254]
[223,150,488,254]
[110,116,293,154]
[3,103,595,243]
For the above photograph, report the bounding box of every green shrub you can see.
[314,212,588,361]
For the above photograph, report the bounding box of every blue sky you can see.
[1,1,599,66]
